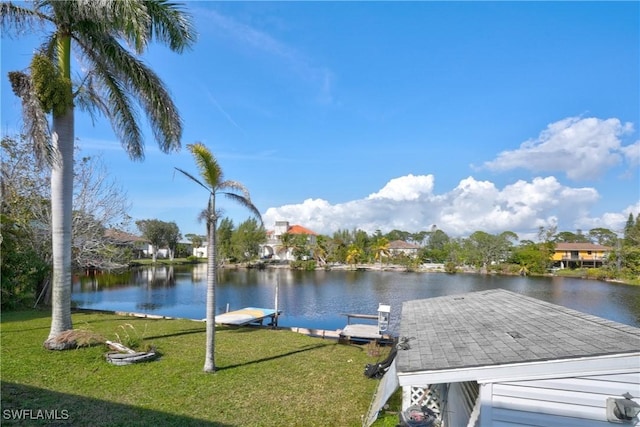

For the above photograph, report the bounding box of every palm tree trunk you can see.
[204,197,217,373]
[46,109,74,342]
[46,35,74,346]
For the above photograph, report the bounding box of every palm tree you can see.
[176,142,261,373]
[311,235,328,267]
[372,237,390,269]
[1,1,196,349]
[346,245,363,270]
[277,232,295,261]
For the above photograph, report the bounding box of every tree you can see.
[2,1,196,349]
[217,218,234,262]
[2,135,132,301]
[185,233,205,253]
[277,232,296,261]
[291,234,311,261]
[624,213,640,246]
[135,219,180,261]
[231,218,266,262]
[176,142,261,373]
[310,235,328,266]
[511,241,551,274]
[136,219,167,262]
[372,237,390,268]
[346,245,363,269]
[164,222,181,261]
[587,228,618,247]
[554,231,590,243]
[386,229,411,242]
[71,154,132,270]
[1,213,50,310]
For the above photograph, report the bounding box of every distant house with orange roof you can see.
[261,221,318,261]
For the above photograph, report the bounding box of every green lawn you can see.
[1,310,391,426]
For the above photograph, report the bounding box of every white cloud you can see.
[483,117,635,181]
[367,174,435,201]
[261,116,638,239]
[620,140,640,166]
[576,201,640,234]
[262,174,611,239]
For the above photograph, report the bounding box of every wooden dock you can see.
[339,313,392,344]
[214,307,281,326]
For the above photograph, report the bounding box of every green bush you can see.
[444,262,457,273]
[290,260,317,271]
[1,216,50,310]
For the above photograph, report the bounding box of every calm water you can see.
[71,265,640,334]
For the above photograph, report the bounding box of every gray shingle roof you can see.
[396,289,640,374]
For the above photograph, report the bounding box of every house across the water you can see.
[552,242,613,269]
[260,221,318,261]
[365,289,640,427]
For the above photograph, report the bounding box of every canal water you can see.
[71,265,640,334]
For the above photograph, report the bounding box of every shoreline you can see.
[120,259,638,286]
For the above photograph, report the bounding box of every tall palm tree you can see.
[1,1,196,349]
[176,142,261,373]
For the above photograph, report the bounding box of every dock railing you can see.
[342,313,378,325]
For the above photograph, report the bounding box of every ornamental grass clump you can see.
[114,323,150,351]
[42,328,105,350]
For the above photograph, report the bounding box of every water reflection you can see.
[72,266,640,332]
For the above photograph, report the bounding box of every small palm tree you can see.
[176,142,261,373]
[311,235,328,266]
[372,237,390,269]
[346,245,363,270]
[277,232,295,261]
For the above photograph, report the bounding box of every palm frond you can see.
[174,166,211,193]
[109,0,151,54]
[72,72,108,126]
[0,2,49,35]
[74,30,151,159]
[187,143,222,189]
[222,192,263,226]
[100,49,182,154]
[7,70,56,168]
[219,180,252,201]
[71,1,188,156]
[144,0,197,53]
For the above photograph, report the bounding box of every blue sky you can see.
[2,1,639,240]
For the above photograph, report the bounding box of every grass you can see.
[1,310,393,426]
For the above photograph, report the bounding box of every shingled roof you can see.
[554,242,613,251]
[396,289,640,375]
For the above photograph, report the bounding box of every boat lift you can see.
[339,303,393,344]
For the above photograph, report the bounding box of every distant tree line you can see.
[264,223,639,281]
[3,134,639,310]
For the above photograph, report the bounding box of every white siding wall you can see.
[482,372,640,427]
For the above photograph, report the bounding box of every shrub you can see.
[1,216,50,310]
[444,262,457,274]
[114,323,149,351]
[290,260,317,271]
